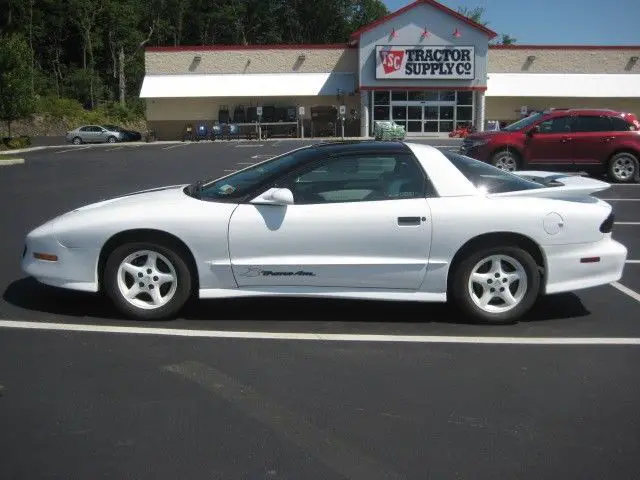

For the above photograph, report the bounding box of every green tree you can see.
[457,6,489,26]
[0,34,35,137]
[457,5,517,45]
[498,33,517,45]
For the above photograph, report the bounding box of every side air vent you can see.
[600,212,615,233]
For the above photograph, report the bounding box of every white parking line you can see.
[236,144,264,148]
[1,320,640,345]
[163,144,189,150]
[626,260,640,264]
[611,282,640,302]
[55,146,90,154]
[617,222,640,225]
[600,199,640,201]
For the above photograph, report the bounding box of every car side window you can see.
[610,117,636,131]
[277,153,433,204]
[573,115,613,132]
[537,116,573,133]
[79,126,90,132]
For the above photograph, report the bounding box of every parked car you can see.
[21,141,626,325]
[103,125,143,142]
[66,125,124,144]
[460,108,640,183]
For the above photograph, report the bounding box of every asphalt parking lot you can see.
[1,139,639,479]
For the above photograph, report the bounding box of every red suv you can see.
[460,109,640,183]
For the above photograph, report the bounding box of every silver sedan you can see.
[66,125,124,144]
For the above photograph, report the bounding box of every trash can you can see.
[183,124,194,142]
[195,124,208,141]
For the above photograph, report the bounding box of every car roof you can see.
[547,108,632,117]
[310,140,410,156]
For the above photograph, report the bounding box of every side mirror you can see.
[527,125,540,136]
[251,187,294,205]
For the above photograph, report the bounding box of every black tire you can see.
[103,241,192,320]
[490,148,520,172]
[72,136,82,145]
[608,152,638,183]
[107,136,117,144]
[449,245,540,325]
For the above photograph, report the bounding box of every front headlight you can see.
[470,139,489,147]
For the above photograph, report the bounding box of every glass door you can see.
[407,106,422,134]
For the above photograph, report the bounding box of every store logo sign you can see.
[380,50,405,74]
[375,45,475,80]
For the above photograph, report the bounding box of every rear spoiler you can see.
[489,171,611,198]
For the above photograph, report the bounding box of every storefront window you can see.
[439,91,456,102]
[392,106,407,121]
[373,105,390,121]
[440,121,454,132]
[424,122,438,132]
[440,106,454,120]
[391,91,407,101]
[408,91,438,102]
[407,106,421,120]
[456,106,473,122]
[373,91,390,105]
[456,91,473,106]
[408,121,422,132]
[424,106,438,120]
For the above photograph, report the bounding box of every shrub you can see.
[2,135,31,149]
[37,96,85,119]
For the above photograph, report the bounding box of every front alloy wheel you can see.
[451,246,540,324]
[491,150,519,171]
[608,153,638,183]
[104,242,192,320]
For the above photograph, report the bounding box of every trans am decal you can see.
[238,267,316,277]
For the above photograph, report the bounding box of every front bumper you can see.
[21,232,100,292]
[544,236,627,294]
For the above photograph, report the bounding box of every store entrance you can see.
[371,90,474,136]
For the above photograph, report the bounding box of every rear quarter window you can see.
[443,152,544,194]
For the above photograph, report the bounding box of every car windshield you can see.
[187,147,316,201]
[443,151,544,194]
[501,112,545,132]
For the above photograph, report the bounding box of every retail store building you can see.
[140,0,640,139]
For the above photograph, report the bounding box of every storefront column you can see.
[360,90,370,137]
[475,90,486,132]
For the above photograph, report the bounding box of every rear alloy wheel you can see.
[107,136,117,144]
[490,149,519,172]
[72,137,82,145]
[451,246,540,324]
[608,152,638,183]
[104,242,192,320]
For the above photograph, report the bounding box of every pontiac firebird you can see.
[21,141,627,324]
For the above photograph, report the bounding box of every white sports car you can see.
[22,141,627,324]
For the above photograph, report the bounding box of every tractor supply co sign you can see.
[376,45,475,80]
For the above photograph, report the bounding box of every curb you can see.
[0,158,25,166]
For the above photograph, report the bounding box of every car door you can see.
[524,115,575,166]
[227,152,433,290]
[78,126,93,143]
[85,126,103,142]
[571,115,626,167]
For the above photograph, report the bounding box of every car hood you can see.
[466,131,507,141]
[72,184,190,212]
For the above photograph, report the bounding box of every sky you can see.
[382,0,640,45]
